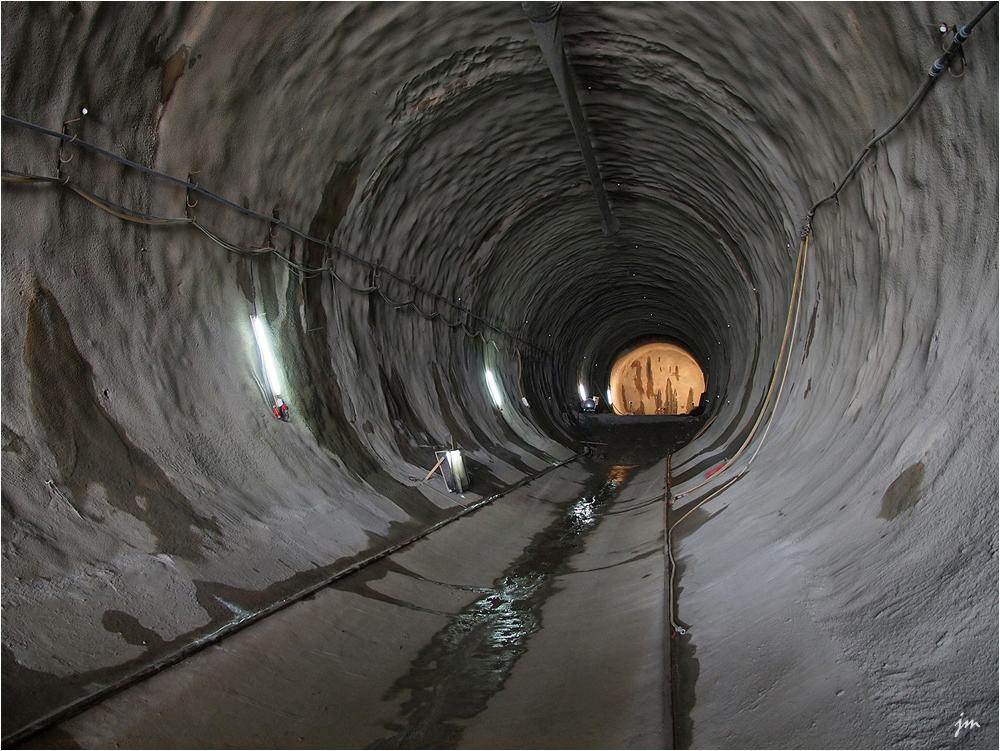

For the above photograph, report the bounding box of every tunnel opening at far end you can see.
[608,342,707,416]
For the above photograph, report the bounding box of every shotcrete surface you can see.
[2,1,997,748]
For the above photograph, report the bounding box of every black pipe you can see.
[523,2,621,235]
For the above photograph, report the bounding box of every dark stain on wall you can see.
[284,164,442,527]
[2,423,29,455]
[160,44,190,104]
[256,253,281,324]
[631,359,643,398]
[310,158,363,243]
[101,611,165,649]
[2,423,39,479]
[802,288,820,363]
[236,255,256,308]
[878,462,925,520]
[23,287,220,560]
[379,364,434,467]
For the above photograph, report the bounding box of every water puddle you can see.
[369,464,636,749]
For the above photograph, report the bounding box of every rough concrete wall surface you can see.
[1,2,997,748]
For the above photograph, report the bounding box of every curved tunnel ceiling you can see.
[1,2,997,747]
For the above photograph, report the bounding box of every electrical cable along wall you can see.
[0,117,543,356]
[1,3,997,747]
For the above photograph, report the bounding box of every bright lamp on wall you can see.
[485,369,504,408]
[251,315,289,421]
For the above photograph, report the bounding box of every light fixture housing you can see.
[444,449,469,492]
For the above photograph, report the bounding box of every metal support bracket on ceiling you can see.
[523,2,621,235]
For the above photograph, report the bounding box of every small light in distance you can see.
[251,315,283,396]
[485,370,503,408]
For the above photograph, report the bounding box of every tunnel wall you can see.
[1,2,573,737]
[664,3,998,747]
[2,2,997,747]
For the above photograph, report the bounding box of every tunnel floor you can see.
[17,427,695,750]
[578,414,707,465]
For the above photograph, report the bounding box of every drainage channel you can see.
[369,465,632,749]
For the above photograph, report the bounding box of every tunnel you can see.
[2,2,997,748]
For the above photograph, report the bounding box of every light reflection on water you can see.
[370,465,635,749]
[572,498,595,529]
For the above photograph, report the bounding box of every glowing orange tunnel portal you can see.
[608,343,706,416]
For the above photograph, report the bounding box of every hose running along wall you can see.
[1,2,997,747]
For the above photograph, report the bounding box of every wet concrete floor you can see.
[20,426,691,749]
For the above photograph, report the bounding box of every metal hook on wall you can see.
[269,206,281,240]
[56,122,80,177]
[185,172,200,215]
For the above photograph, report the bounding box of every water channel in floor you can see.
[369,462,634,749]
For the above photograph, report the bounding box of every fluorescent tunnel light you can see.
[445,449,469,492]
[251,315,283,396]
[485,370,503,407]
[578,382,588,402]
[607,388,613,406]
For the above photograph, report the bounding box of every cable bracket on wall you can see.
[1,114,549,357]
